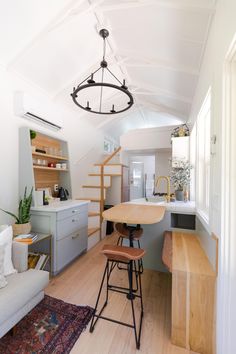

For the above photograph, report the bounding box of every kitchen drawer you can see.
[56,211,88,240]
[56,204,88,221]
[56,227,87,271]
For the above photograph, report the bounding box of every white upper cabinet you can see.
[172,137,190,165]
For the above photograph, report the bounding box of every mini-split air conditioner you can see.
[14,91,63,130]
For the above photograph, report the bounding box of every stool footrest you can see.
[108,285,141,297]
[94,314,134,329]
[90,257,144,349]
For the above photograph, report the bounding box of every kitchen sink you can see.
[145,196,166,203]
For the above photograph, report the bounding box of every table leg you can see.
[127,227,135,300]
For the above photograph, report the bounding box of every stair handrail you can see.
[100,146,122,238]
[102,146,122,166]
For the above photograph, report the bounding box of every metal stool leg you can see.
[137,240,144,274]
[90,260,109,333]
[127,261,140,349]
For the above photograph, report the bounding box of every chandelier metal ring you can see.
[71,28,134,115]
[71,82,134,115]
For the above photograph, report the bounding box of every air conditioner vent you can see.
[14,92,63,130]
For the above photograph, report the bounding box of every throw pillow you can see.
[0,225,16,276]
[0,245,7,288]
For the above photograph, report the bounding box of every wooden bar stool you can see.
[114,222,144,273]
[89,244,145,349]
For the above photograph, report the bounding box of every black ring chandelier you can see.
[71,29,134,115]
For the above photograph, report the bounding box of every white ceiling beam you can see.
[100,0,215,13]
[51,52,121,99]
[130,80,192,104]
[137,105,149,127]
[116,50,199,76]
[124,59,199,77]
[197,7,215,71]
[7,0,106,69]
[96,105,139,130]
[90,5,134,85]
[136,98,187,121]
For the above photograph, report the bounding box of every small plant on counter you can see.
[30,130,37,140]
[0,187,33,224]
[170,159,192,201]
[0,187,33,236]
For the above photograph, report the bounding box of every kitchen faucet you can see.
[155,176,171,203]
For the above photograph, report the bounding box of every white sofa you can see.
[0,241,49,338]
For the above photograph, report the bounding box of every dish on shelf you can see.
[32,151,68,160]
[33,165,69,171]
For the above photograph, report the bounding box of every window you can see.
[195,88,211,222]
[190,124,196,201]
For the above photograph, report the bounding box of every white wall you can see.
[188,1,236,353]
[0,66,107,224]
[155,150,173,193]
[120,126,175,150]
[189,0,236,237]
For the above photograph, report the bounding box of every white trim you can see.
[218,32,236,354]
[196,210,210,234]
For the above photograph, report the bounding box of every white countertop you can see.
[127,198,196,214]
[31,199,90,212]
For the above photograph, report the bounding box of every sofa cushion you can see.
[0,245,7,289]
[0,225,16,276]
[0,269,49,325]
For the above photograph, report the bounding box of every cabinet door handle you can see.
[72,233,80,239]
[72,219,79,222]
[72,210,78,213]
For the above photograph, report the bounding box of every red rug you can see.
[0,295,94,354]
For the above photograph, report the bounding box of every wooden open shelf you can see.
[33,166,69,172]
[32,151,68,161]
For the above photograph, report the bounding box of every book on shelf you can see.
[28,252,49,270]
[15,233,38,244]
[28,253,40,269]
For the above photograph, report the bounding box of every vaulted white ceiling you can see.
[0,0,216,135]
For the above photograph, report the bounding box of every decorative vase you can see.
[12,222,31,237]
[175,190,184,201]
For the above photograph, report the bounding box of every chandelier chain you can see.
[99,67,105,113]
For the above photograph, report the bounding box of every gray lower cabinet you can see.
[30,202,88,275]
[56,227,87,271]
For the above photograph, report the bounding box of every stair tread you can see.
[76,197,101,202]
[88,212,100,217]
[88,173,122,177]
[94,163,122,166]
[88,227,100,237]
[82,185,109,189]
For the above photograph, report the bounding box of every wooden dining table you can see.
[102,203,166,294]
[102,203,166,228]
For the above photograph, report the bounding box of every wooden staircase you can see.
[76,147,124,249]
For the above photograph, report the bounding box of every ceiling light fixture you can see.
[71,29,134,115]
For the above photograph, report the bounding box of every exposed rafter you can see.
[119,54,199,77]
[100,0,215,13]
[130,80,192,104]
[52,53,123,99]
[137,97,187,121]
[7,0,106,70]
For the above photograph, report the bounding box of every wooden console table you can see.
[163,231,216,354]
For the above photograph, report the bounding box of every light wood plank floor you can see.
[46,233,198,354]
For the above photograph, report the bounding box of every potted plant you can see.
[170,159,192,201]
[0,187,33,236]
[30,130,37,152]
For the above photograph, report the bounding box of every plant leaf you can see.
[0,208,19,223]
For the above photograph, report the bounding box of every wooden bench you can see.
[162,231,216,354]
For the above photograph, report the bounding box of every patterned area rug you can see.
[0,295,94,354]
